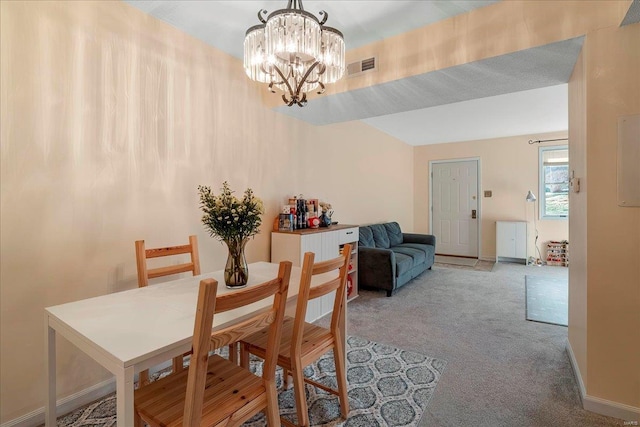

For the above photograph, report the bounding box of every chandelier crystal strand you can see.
[243,0,345,107]
[320,27,345,84]
[244,24,270,83]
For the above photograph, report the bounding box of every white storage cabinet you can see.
[271,225,359,322]
[496,221,528,264]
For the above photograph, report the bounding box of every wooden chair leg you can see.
[280,369,292,391]
[333,340,350,418]
[291,362,310,427]
[228,343,238,364]
[239,343,250,369]
[139,369,150,387]
[134,411,144,427]
[172,356,183,373]
[264,381,280,427]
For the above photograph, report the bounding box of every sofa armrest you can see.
[403,233,436,247]
[358,247,396,291]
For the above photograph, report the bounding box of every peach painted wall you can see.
[0,1,414,422]
[297,120,414,230]
[414,132,569,261]
[580,23,640,409]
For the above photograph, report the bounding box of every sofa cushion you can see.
[370,224,390,249]
[383,222,403,247]
[358,226,375,248]
[397,243,435,260]
[392,246,426,266]
[394,253,413,277]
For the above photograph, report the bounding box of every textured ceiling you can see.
[276,38,583,126]
[621,0,640,26]
[363,84,568,146]
[125,1,498,58]
[124,1,602,145]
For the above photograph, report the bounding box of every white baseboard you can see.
[566,341,640,422]
[566,340,587,398]
[1,378,115,427]
[584,395,640,422]
[1,362,173,427]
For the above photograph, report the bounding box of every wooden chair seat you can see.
[243,317,334,369]
[135,355,265,427]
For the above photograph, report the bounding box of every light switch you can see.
[484,190,492,197]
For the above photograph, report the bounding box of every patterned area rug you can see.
[48,336,445,427]
[525,275,568,326]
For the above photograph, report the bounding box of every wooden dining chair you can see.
[134,261,292,427]
[240,244,352,427]
[135,235,201,386]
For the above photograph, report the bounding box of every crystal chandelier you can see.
[244,0,345,107]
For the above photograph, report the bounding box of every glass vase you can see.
[224,238,249,288]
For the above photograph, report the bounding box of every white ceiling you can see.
[126,0,579,145]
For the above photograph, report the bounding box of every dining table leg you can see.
[45,317,56,427]
[116,366,135,426]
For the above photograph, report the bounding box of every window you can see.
[539,146,569,218]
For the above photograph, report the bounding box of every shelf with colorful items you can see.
[273,195,334,232]
[340,243,358,301]
[546,240,569,266]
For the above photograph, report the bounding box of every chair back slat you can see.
[210,309,277,350]
[147,263,196,279]
[307,277,341,301]
[214,278,282,313]
[145,244,193,258]
[312,256,347,275]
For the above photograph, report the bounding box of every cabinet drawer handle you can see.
[346,231,353,235]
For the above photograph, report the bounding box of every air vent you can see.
[361,57,375,71]
[347,56,377,77]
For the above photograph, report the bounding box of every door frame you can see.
[429,157,482,259]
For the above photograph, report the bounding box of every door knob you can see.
[471,209,477,219]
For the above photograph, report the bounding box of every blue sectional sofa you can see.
[358,222,436,296]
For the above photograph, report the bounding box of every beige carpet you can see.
[435,255,478,267]
[325,262,618,427]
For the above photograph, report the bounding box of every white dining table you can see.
[45,261,340,427]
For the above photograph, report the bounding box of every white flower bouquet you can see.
[198,182,264,242]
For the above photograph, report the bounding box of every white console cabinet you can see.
[271,225,359,322]
[496,221,527,264]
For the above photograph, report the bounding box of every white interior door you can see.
[431,160,479,257]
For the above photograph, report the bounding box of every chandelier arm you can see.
[272,65,296,101]
[318,11,328,26]
[257,9,267,24]
[316,82,325,95]
[295,61,320,98]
